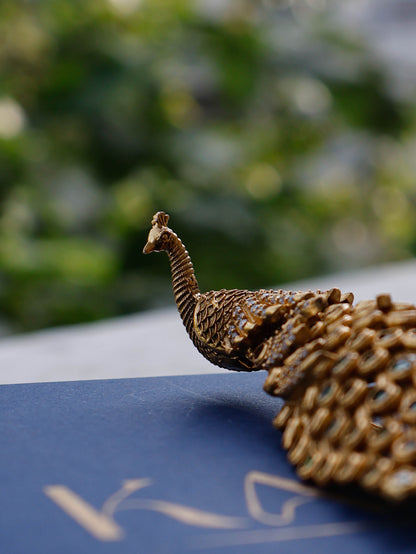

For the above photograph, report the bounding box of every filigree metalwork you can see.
[144,211,416,501]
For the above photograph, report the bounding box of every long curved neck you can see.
[166,233,199,336]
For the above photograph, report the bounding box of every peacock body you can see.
[144,211,416,501]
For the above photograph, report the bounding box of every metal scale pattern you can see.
[144,212,416,501]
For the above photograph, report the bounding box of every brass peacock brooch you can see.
[144,211,416,501]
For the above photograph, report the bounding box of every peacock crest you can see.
[144,211,416,501]
[152,211,170,228]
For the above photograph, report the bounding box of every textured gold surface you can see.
[144,212,416,501]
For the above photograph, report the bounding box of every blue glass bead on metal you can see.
[392,358,411,373]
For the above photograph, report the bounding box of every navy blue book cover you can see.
[1,372,415,553]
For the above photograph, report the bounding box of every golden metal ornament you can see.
[144,211,416,501]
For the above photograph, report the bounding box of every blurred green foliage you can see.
[0,0,416,334]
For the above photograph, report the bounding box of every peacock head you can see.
[143,211,173,254]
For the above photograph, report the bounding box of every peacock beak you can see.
[143,242,153,254]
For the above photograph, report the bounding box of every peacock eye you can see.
[158,231,171,246]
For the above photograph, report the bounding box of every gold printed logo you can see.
[44,471,376,546]
[44,485,125,541]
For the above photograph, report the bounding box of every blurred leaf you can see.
[0,0,415,334]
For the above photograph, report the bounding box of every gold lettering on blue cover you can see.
[101,478,154,517]
[102,478,247,529]
[45,477,247,541]
[193,521,376,550]
[114,498,248,529]
[44,485,124,541]
[244,471,319,526]
[45,472,378,544]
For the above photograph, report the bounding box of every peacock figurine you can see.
[143,211,416,501]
